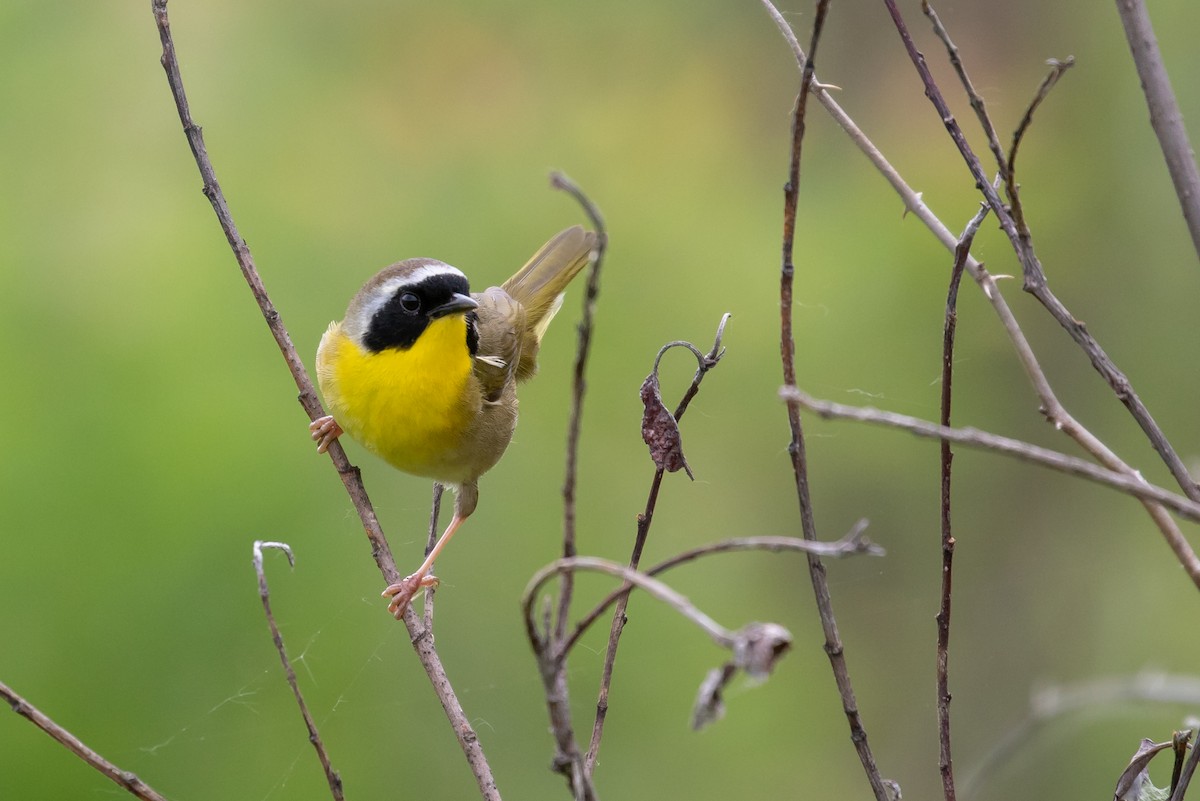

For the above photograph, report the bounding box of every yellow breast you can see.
[317,315,480,482]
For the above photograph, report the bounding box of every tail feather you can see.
[501,225,596,344]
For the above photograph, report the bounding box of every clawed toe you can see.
[309,415,343,453]
[382,573,440,618]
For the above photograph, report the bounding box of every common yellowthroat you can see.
[310,226,597,617]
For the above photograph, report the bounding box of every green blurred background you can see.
[3,1,1200,798]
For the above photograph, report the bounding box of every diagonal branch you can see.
[881,0,1200,509]
[584,313,729,776]
[782,387,1200,533]
[563,524,884,660]
[252,542,343,801]
[0,679,171,801]
[1115,0,1200,265]
[150,3,499,797]
[526,557,740,648]
[921,1,1007,181]
[775,1,892,798]
[1005,57,1074,238]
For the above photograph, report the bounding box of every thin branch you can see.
[924,2,1075,242]
[524,590,596,801]
[921,2,1008,181]
[646,522,885,574]
[882,2,1200,588]
[422,483,444,630]
[529,558,794,740]
[935,205,987,801]
[563,523,884,659]
[252,542,343,801]
[781,387,1200,532]
[583,314,729,776]
[1168,737,1200,801]
[532,170,608,801]
[881,0,1200,509]
[1170,730,1192,798]
[880,0,1006,236]
[526,557,739,647]
[655,315,730,421]
[552,170,607,641]
[1007,58,1075,185]
[0,679,171,801]
[756,1,1200,778]
[775,2,891,798]
[762,0,975,258]
[150,3,499,797]
[1115,0,1200,265]
[1006,57,1074,237]
[150,0,391,574]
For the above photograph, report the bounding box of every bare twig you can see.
[762,0,972,253]
[1115,0,1200,265]
[551,170,607,642]
[252,542,343,801]
[775,2,891,798]
[924,1,1074,238]
[563,523,884,659]
[526,170,608,801]
[1006,57,1074,236]
[0,679,171,801]
[584,314,729,776]
[922,3,1074,248]
[423,483,444,630]
[758,2,1200,783]
[150,3,499,797]
[527,557,741,647]
[645,522,885,573]
[781,387,1200,529]
[1008,57,1075,186]
[528,558,794,739]
[936,206,988,801]
[881,0,1200,598]
[881,0,1200,510]
[921,2,1007,180]
[150,0,392,576]
[1170,730,1192,798]
[1168,735,1200,801]
[524,606,596,801]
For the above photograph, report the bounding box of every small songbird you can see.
[310,226,597,617]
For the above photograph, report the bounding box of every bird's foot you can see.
[309,415,343,453]
[382,572,440,618]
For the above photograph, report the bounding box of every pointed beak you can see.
[429,293,478,319]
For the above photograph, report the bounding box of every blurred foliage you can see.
[2,1,1200,799]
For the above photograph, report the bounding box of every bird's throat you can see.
[330,315,477,480]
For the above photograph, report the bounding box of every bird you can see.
[309,226,597,617]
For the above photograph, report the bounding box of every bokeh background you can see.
[3,1,1200,799]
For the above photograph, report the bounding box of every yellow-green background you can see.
[3,2,1199,799]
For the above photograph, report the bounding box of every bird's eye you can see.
[398,292,421,313]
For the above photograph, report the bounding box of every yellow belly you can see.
[317,316,479,482]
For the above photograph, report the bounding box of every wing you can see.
[471,286,525,403]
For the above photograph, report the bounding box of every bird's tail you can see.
[501,225,597,345]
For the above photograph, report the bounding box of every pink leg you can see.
[309,415,343,453]
[382,513,468,618]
